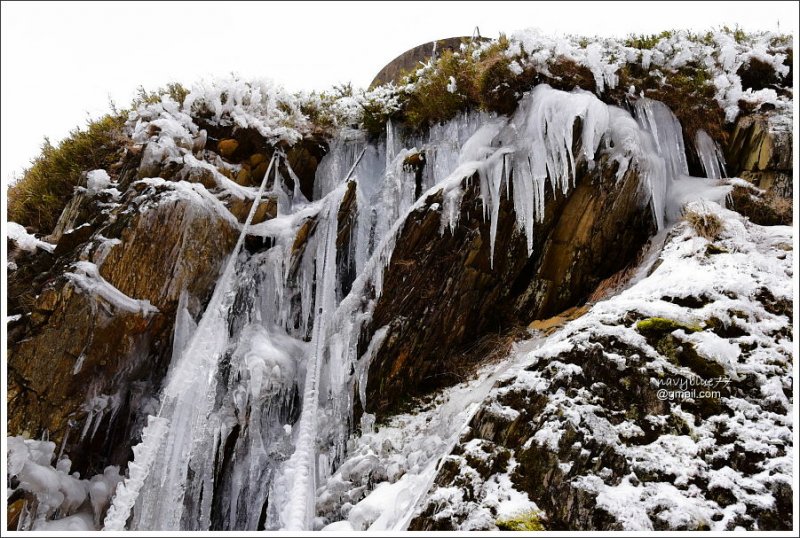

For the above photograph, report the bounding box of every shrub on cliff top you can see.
[7,114,127,233]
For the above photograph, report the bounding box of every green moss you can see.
[496,509,546,531]
[636,317,702,334]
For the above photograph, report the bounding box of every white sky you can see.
[1,0,798,188]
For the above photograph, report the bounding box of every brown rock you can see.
[227,195,278,224]
[7,187,239,473]
[725,113,792,199]
[286,139,327,200]
[217,138,239,159]
[528,305,589,335]
[100,196,238,312]
[248,153,268,167]
[251,159,270,183]
[7,497,27,531]
[184,166,218,190]
[292,218,317,255]
[235,167,252,186]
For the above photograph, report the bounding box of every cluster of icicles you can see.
[59,85,728,531]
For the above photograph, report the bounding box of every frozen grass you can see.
[6,27,791,232]
[683,204,725,240]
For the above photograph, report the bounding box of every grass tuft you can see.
[683,205,725,240]
[496,509,546,531]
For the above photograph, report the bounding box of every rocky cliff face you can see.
[7,176,240,474]
[363,151,653,416]
[725,109,793,226]
[726,110,793,199]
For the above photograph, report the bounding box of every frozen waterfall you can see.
[104,85,729,531]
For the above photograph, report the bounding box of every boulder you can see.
[725,112,792,199]
[217,138,239,159]
[227,195,278,224]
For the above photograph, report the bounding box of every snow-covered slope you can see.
[405,202,793,530]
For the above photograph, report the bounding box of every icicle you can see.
[694,129,727,179]
[278,186,345,530]
[633,97,689,181]
[103,417,169,531]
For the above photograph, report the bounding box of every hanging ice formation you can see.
[694,129,728,180]
[105,85,729,531]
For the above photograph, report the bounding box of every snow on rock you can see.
[315,344,542,531]
[410,203,792,530]
[7,222,56,253]
[86,169,112,193]
[502,28,790,121]
[65,261,159,315]
[134,177,240,227]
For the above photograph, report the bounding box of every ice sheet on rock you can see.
[315,339,548,531]
[124,156,276,531]
[278,185,346,531]
[7,222,56,253]
[435,86,667,261]
[65,261,158,315]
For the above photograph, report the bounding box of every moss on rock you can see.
[636,317,701,335]
[496,509,546,531]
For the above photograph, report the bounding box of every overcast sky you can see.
[2,0,798,189]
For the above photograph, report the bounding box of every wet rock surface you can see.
[364,149,655,416]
